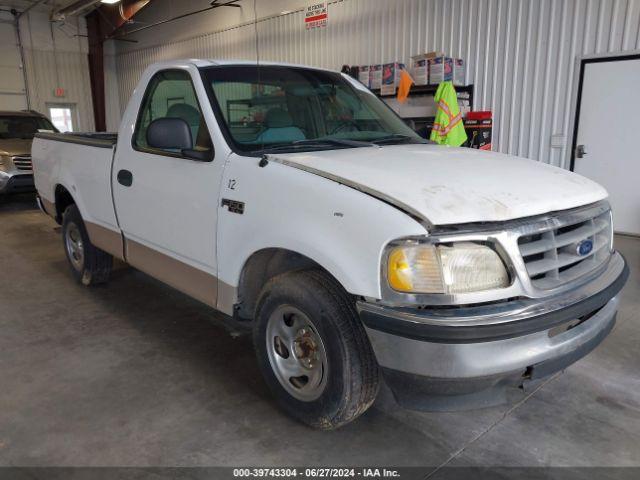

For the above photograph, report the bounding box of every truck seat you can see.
[167,103,201,145]
[255,108,305,144]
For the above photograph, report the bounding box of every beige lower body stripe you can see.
[125,239,219,308]
[123,240,237,314]
[217,280,238,316]
[46,200,233,313]
[87,232,238,314]
[85,222,125,261]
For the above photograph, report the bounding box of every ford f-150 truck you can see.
[32,60,628,429]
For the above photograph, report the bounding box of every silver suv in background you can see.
[0,111,57,195]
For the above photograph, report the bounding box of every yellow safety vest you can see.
[430,81,468,147]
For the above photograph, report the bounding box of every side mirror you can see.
[146,118,213,162]
[147,117,192,150]
[182,148,214,162]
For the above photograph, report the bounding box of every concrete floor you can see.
[0,194,639,469]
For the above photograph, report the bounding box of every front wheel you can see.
[253,270,379,430]
[62,204,112,286]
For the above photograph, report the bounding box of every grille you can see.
[518,209,612,289]
[12,155,32,171]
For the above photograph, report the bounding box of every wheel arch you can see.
[53,183,76,224]
[234,247,351,321]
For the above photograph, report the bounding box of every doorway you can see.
[571,54,640,236]
[47,104,76,133]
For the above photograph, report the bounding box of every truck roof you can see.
[0,110,47,118]
[152,58,338,74]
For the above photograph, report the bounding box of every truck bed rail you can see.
[35,132,118,149]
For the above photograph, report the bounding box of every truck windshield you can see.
[0,116,57,140]
[201,65,426,154]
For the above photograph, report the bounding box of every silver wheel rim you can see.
[266,305,328,402]
[65,222,84,271]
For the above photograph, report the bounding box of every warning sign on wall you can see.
[305,2,328,29]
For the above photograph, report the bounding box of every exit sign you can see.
[54,87,65,97]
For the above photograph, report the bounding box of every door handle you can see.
[575,145,587,159]
[117,169,133,187]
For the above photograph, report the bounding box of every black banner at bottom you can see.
[0,467,639,480]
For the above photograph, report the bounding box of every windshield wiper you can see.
[258,138,375,154]
[293,138,376,148]
[371,134,428,145]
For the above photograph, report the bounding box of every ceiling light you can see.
[101,0,121,4]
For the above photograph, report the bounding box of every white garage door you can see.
[0,21,27,111]
[573,55,640,236]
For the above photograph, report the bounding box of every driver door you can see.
[112,69,225,307]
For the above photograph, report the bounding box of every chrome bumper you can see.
[358,252,628,410]
[0,170,34,194]
[364,296,618,379]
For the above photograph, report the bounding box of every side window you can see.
[134,69,212,154]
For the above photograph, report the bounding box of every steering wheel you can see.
[329,120,362,135]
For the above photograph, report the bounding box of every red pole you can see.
[86,10,106,132]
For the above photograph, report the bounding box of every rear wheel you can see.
[62,204,112,286]
[253,269,379,429]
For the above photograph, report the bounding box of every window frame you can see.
[132,68,213,161]
[198,65,422,157]
[46,103,76,133]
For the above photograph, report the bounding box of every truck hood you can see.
[0,138,32,156]
[271,144,608,226]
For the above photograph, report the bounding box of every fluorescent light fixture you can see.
[101,0,121,4]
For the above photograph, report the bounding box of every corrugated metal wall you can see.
[0,19,28,110]
[113,0,640,168]
[13,11,95,131]
[23,48,95,131]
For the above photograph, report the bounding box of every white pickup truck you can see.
[33,60,628,429]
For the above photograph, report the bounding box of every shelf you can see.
[370,84,474,98]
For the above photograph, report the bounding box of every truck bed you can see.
[32,131,120,236]
[35,132,118,149]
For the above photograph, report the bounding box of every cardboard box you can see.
[369,65,383,90]
[452,58,465,86]
[457,91,472,116]
[358,65,370,88]
[381,62,405,96]
[411,52,444,86]
[428,56,453,84]
[411,59,429,86]
[427,57,466,86]
[411,51,445,62]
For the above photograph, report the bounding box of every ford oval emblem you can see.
[577,239,593,256]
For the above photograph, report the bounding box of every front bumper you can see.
[358,252,628,410]
[0,172,34,194]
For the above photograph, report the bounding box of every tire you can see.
[61,204,112,286]
[253,269,380,430]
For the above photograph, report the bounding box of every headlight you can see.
[387,242,509,294]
